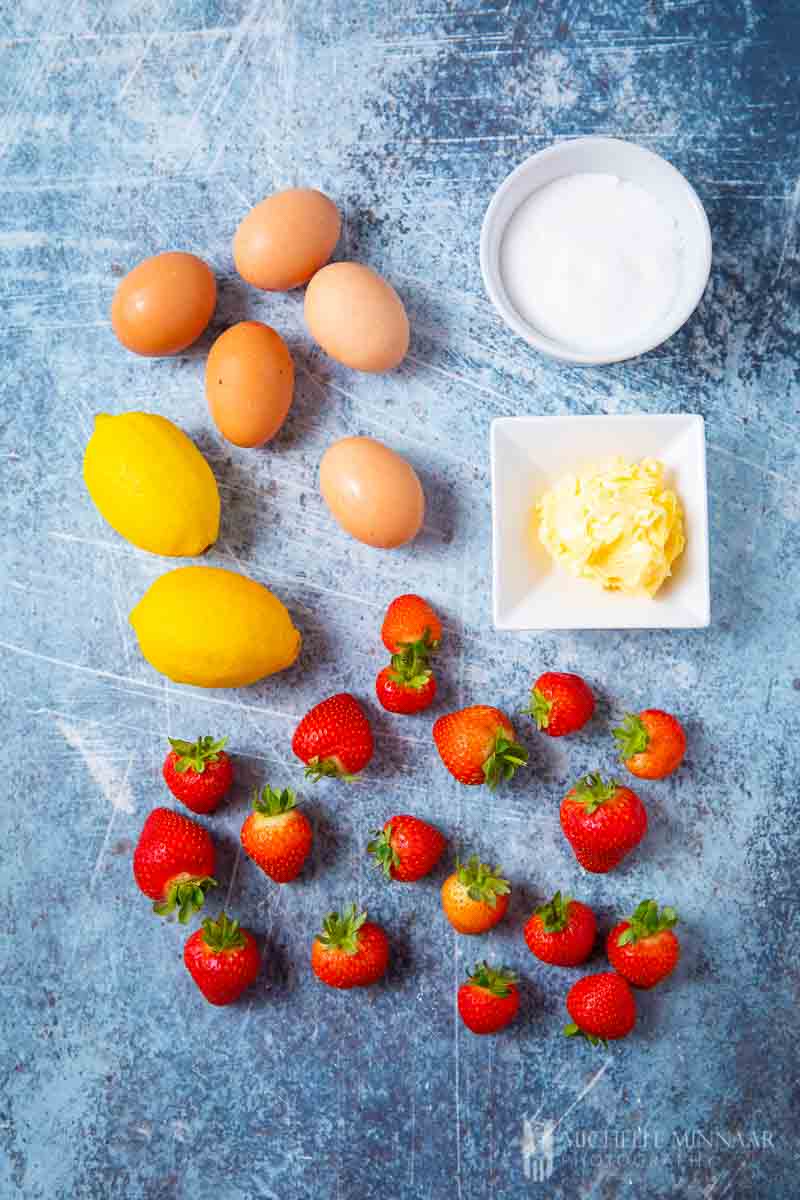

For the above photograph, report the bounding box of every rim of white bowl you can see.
[479,136,713,366]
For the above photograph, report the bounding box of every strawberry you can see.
[560,773,647,873]
[458,962,520,1035]
[523,672,594,737]
[381,594,442,658]
[524,891,596,967]
[375,665,437,714]
[133,807,217,922]
[162,735,233,814]
[183,912,260,1006]
[613,709,687,779]
[310,905,390,989]
[367,814,446,881]
[240,786,313,883]
[292,693,374,781]
[432,705,527,789]
[607,899,680,989]
[441,855,510,934]
[564,972,636,1045]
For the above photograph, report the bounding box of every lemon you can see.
[83,412,220,556]
[130,566,301,687]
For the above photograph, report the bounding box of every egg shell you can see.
[233,188,341,291]
[319,436,425,549]
[304,262,410,373]
[111,251,216,356]
[206,321,294,448]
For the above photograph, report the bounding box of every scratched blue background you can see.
[1,2,799,1197]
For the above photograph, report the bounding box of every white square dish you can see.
[491,414,710,630]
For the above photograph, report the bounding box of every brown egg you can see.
[319,436,425,549]
[304,262,409,373]
[206,322,294,448]
[111,251,216,356]
[233,188,341,291]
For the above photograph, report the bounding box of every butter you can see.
[536,457,685,598]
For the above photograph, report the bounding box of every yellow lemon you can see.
[130,566,301,687]
[83,412,220,556]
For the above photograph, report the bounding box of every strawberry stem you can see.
[456,856,510,908]
[483,734,528,790]
[617,899,678,946]
[168,735,228,775]
[201,911,247,952]
[466,960,517,996]
[535,890,573,933]
[612,714,650,760]
[521,687,553,731]
[252,785,298,815]
[317,903,367,954]
[304,757,358,784]
[572,773,619,814]
[367,824,399,879]
[153,875,217,924]
[563,1023,607,1049]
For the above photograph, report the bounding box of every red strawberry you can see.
[523,672,594,737]
[162,735,233,814]
[560,774,647,873]
[184,912,260,1006]
[133,807,217,922]
[613,709,687,779]
[292,693,374,781]
[432,705,528,789]
[524,891,596,967]
[564,972,636,1045]
[310,905,389,989]
[607,900,680,989]
[367,814,446,881]
[458,962,520,1035]
[375,665,437,714]
[381,594,442,657]
[240,786,313,883]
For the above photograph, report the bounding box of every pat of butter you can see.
[536,457,685,598]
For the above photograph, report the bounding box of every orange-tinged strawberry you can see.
[441,855,510,934]
[560,773,647,873]
[292,693,373,781]
[368,814,446,881]
[311,904,389,989]
[524,891,596,967]
[240,786,312,883]
[162,734,233,814]
[381,594,442,657]
[458,962,520,1034]
[607,900,680,989]
[613,709,687,779]
[564,972,636,1045]
[133,807,217,922]
[184,912,260,1006]
[433,705,527,789]
[523,672,594,737]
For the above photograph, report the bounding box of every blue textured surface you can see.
[1,3,799,1197]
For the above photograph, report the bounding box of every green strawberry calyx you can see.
[317,904,367,955]
[367,824,399,879]
[153,874,217,924]
[252,785,298,816]
[535,890,574,934]
[200,911,247,953]
[617,899,678,946]
[572,773,619,814]
[521,687,553,731]
[304,756,358,784]
[456,855,511,909]
[483,733,528,790]
[168,735,228,775]
[389,632,435,689]
[612,714,650,761]
[467,960,517,997]
[563,1022,608,1049]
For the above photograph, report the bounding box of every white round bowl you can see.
[479,137,712,366]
